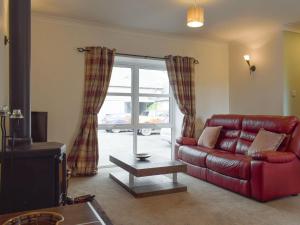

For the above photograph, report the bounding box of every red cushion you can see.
[178,146,215,167]
[206,151,251,179]
[251,151,296,163]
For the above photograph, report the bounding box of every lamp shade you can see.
[187,6,204,28]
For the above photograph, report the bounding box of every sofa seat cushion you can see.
[178,146,216,167]
[206,151,251,180]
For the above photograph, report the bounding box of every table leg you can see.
[173,173,178,183]
[129,174,135,187]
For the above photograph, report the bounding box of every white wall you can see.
[0,1,3,106]
[0,0,8,107]
[229,32,284,115]
[283,31,300,117]
[31,15,229,151]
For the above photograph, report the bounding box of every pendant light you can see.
[187,1,204,28]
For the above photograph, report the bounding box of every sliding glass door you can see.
[98,56,174,166]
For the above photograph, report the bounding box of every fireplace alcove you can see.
[0,0,67,214]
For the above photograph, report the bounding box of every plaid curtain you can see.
[68,47,115,176]
[165,55,196,138]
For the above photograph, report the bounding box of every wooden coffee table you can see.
[109,154,187,198]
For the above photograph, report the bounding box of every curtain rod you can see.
[76,48,199,64]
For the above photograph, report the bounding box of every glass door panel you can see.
[98,58,174,167]
[98,130,133,166]
[137,128,171,158]
[108,67,132,93]
[98,96,132,125]
[139,69,169,94]
[139,97,170,124]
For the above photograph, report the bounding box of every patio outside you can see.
[98,129,171,166]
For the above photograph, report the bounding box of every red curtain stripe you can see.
[68,47,115,176]
[165,55,196,138]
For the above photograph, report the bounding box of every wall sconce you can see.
[4,35,9,45]
[244,54,256,74]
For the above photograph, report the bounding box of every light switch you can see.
[291,90,297,98]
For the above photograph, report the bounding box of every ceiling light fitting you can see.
[187,2,204,28]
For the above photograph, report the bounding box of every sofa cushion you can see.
[178,146,216,167]
[206,115,244,153]
[248,129,286,155]
[206,151,251,180]
[198,126,222,148]
[236,115,298,154]
[247,129,286,155]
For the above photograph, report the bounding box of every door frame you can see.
[98,57,176,160]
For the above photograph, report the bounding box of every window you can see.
[108,67,131,93]
[98,56,174,166]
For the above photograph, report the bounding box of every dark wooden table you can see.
[0,200,113,225]
[109,154,187,198]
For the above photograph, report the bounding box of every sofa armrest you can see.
[176,137,197,146]
[251,151,296,163]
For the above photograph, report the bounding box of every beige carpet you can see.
[69,167,300,225]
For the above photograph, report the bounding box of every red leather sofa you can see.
[175,114,300,201]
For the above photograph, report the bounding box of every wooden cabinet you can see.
[0,142,67,214]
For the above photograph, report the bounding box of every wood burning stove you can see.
[0,0,67,214]
[0,143,67,214]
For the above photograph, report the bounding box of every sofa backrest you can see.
[206,115,244,153]
[235,115,298,154]
[205,114,299,155]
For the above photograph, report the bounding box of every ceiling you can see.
[31,0,300,42]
